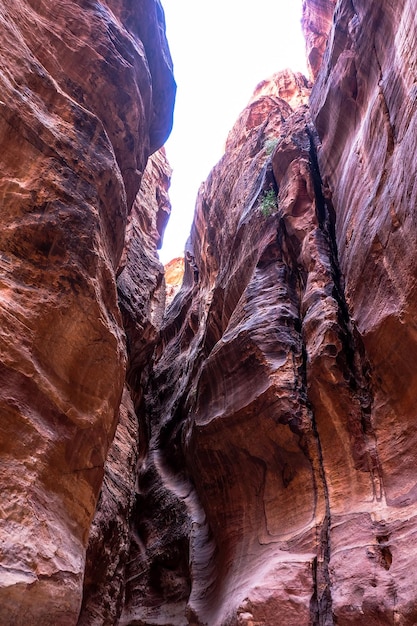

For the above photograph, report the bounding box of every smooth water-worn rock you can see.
[302,0,336,79]
[124,71,339,626]
[78,148,171,626]
[124,1,417,621]
[165,257,185,307]
[308,0,417,623]
[0,1,174,624]
[3,0,417,624]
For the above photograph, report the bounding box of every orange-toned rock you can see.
[0,1,174,623]
[164,256,185,306]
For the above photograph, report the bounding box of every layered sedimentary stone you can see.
[165,257,185,307]
[118,147,172,396]
[77,388,139,626]
[302,0,337,79]
[3,0,417,623]
[0,1,174,624]
[308,0,417,622]
[128,0,417,616]
[78,148,171,625]
[124,71,348,625]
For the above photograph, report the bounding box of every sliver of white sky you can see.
[158,0,308,264]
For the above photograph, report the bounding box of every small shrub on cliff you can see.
[264,138,278,155]
[260,189,278,217]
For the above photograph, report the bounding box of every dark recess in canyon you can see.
[1,1,417,625]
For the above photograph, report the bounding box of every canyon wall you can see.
[308,0,417,622]
[125,2,417,625]
[0,1,174,624]
[2,0,417,625]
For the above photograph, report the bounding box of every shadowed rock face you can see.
[0,1,174,624]
[125,4,417,624]
[77,148,171,626]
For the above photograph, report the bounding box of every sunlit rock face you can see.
[307,0,417,623]
[0,1,174,623]
[165,257,185,307]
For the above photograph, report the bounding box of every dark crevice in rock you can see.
[271,129,335,624]
[298,321,333,625]
[308,124,382,483]
[307,403,334,626]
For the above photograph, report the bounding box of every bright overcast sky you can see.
[158,0,308,264]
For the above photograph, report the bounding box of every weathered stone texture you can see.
[165,256,185,307]
[78,147,172,626]
[0,1,174,624]
[125,1,417,622]
[118,147,172,395]
[126,71,337,626]
[308,0,417,623]
[302,0,337,79]
[3,0,417,624]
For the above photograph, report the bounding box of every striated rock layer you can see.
[308,0,417,623]
[128,3,417,624]
[0,1,174,624]
[126,70,334,625]
[164,256,185,307]
[78,147,172,626]
[302,0,336,80]
[2,0,417,624]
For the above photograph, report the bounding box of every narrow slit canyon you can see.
[1,1,417,624]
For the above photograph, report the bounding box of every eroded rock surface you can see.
[125,71,340,626]
[0,1,174,624]
[125,2,417,622]
[308,0,417,622]
[302,0,337,79]
[2,0,417,624]
[78,148,171,626]
[164,257,185,307]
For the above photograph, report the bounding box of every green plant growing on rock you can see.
[264,138,278,155]
[259,189,278,217]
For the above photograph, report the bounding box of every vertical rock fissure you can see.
[307,124,384,502]
[278,172,335,625]
[308,402,334,626]
[302,123,357,626]
[301,348,334,626]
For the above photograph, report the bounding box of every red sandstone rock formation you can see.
[164,257,185,307]
[123,3,417,623]
[302,0,336,79]
[124,71,331,625]
[78,148,172,625]
[2,0,417,624]
[0,1,174,624]
[308,0,417,622]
